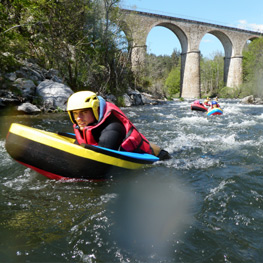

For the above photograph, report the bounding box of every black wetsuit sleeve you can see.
[92,115,126,150]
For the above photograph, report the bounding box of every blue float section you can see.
[207,108,223,116]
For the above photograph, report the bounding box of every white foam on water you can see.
[205,179,235,201]
[255,113,263,119]
[239,104,263,108]
[125,111,137,118]
[228,120,257,128]
[223,106,242,115]
[167,156,221,170]
[0,140,14,167]
[3,168,34,190]
[174,130,227,146]
[232,210,252,226]
[2,168,49,192]
[221,134,237,145]
[180,115,209,125]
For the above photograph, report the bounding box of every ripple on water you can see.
[0,140,14,167]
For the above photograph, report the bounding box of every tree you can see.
[200,52,224,96]
[242,37,263,97]
[141,49,181,97]
[0,0,35,71]
[164,65,180,97]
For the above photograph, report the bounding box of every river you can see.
[1,99,263,262]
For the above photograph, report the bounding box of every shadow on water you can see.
[107,168,196,262]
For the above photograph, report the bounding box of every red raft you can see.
[191,100,208,112]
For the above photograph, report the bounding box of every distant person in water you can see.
[211,100,220,108]
[66,91,171,160]
[215,96,221,107]
[203,97,211,106]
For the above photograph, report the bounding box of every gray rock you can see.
[254,98,263,104]
[105,94,117,104]
[5,72,17,81]
[16,60,46,81]
[240,95,263,105]
[241,95,254,104]
[127,89,143,105]
[36,79,73,111]
[16,67,44,82]
[17,102,41,114]
[141,93,154,104]
[13,78,36,99]
[45,69,62,83]
[123,93,132,106]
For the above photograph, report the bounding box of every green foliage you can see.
[116,96,125,107]
[164,66,180,97]
[217,86,239,98]
[142,49,181,97]
[0,0,133,95]
[138,76,152,90]
[200,52,224,96]
[242,37,263,98]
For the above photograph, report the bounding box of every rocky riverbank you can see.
[240,95,263,105]
[0,59,165,115]
[1,59,261,116]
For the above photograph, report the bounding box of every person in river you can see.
[211,100,220,108]
[67,91,171,160]
[214,96,221,107]
[203,97,211,106]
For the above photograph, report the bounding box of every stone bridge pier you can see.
[121,9,261,98]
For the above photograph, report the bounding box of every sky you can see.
[120,0,263,58]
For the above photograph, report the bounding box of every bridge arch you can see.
[121,9,262,98]
[207,30,232,57]
[149,22,188,54]
[200,30,233,87]
[146,23,188,97]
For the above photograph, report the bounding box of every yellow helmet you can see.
[67,91,100,123]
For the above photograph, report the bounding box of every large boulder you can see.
[13,78,36,100]
[241,95,254,104]
[122,93,132,106]
[128,89,143,105]
[254,97,263,104]
[0,89,24,107]
[36,80,73,111]
[141,92,159,105]
[241,95,263,105]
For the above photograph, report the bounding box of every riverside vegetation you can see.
[1,0,263,109]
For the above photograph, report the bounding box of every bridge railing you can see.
[120,5,263,34]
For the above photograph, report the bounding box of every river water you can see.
[1,99,263,262]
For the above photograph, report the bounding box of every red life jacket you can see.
[73,101,153,154]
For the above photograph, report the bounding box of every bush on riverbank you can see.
[216,86,242,99]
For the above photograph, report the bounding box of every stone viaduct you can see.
[120,9,262,98]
